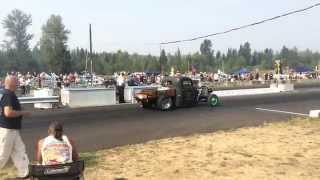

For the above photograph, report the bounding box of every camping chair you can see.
[28,160,85,180]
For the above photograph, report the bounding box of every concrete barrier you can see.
[213,88,281,97]
[214,83,294,97]
[309,110,320,118]
[33,88,56,109]
[19,96,59,105]
[270,83,294,92]
[61,88,116,108]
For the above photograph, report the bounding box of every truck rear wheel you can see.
[208,94,220,107]
[157,96,173,111]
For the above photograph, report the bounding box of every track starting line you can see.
[255,108,309,117]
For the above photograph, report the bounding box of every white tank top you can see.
[41,135,73,165]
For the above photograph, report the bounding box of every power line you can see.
[160,2,320,45]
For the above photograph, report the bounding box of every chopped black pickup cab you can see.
[135,77,219,111]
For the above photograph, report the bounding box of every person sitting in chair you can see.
[36,121,79,165]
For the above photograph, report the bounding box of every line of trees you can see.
[1,9,320,76]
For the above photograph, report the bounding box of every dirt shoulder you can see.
[85,118,320,180]
[1,118,320,180]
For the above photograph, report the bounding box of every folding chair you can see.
[29,160,85,180]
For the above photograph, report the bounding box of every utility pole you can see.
[89,24,93,86]
[222,58,225,73]
[187,58,190,74]
[159,44,162,75]
[85,52,88,73]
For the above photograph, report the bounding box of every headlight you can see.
[136,94,147,99]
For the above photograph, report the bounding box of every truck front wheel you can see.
[208,94,220,107]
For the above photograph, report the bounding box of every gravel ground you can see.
[85,118,320,180]
[1,118,320,180]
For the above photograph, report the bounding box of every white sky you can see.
[0,0,320,55]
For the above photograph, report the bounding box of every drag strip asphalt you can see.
[21,88,320,159]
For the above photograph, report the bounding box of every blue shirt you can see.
[0,89,22,129]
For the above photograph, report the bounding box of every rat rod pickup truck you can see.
[134,76,219,110]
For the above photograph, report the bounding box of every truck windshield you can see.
[182,80,192,88]
[163,80,173,87]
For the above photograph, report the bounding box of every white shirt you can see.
[117,75,125,86]
[41,135,73,165]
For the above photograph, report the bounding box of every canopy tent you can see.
[294,66,314,73]
[39,72,51,79]
[233,68,250,75]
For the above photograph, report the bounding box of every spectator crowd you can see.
[0,69,319,97]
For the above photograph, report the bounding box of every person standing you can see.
[0,75,31,179]
[116,73,125,103]
[19,75,26,96]
[25,77,31,95]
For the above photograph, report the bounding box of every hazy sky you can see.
[0,0,320,55]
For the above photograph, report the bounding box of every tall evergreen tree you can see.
[159,49,168,74]
[2,9,34,71]
[40,15,71,73]
[200,39,213,57]
[238,42,251,65]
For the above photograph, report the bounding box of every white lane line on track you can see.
[255,108,309,117]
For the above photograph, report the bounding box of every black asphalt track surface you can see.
[20,88,320,159]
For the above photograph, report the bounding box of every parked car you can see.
[135,76,219,110]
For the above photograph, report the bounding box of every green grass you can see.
[0,152,99,179]
[80,151,99,168]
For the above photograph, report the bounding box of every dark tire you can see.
[208,94,220,107]
[157,96,173,111]
[141,102,152,109]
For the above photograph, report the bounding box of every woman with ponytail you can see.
[36,121,79,165]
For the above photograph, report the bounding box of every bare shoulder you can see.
[65,135,75,144]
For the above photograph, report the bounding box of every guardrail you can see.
[18,96,59,104]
